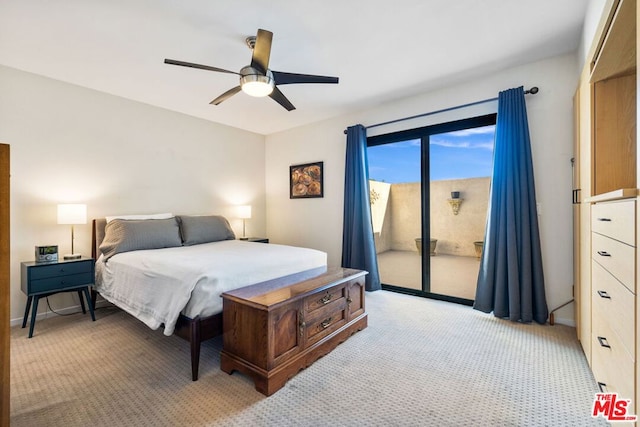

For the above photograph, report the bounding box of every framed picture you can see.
[290,161,324,199]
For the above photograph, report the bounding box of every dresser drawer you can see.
[591,232,635,293]
[304,284,347,315]
[591,332,635,409]
[591,200,635,246]
[30,272,94,294]
[30,260,92,280]
[591,262,634,356]
[305,301,348,346]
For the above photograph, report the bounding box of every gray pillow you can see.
[177,215,236,246]
[99,218,182,260]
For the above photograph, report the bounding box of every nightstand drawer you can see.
[30,272,93,294]
[30,260,92,280]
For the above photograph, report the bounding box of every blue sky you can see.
[367,125,496,183]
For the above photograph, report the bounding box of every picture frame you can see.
[290,161,324,199]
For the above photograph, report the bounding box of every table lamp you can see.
[57,203,87,260]
[237,205,251,240]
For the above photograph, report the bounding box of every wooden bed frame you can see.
[91,218,222,381]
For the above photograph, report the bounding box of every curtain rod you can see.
[343,86,539,134]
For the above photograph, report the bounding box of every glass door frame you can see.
[367,113,496,306]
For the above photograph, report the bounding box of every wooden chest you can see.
[220,267,367,396]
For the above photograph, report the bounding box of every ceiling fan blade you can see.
[210,86,242,105]
[250,29,273,75]
[271,71,339,85]
[164,59,239,75]
[269,86,296,111]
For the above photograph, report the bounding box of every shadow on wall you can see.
[370,177,490,257]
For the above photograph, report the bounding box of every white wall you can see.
[0,65,266,323]
[265,53,579,325]
[578,0,609,71]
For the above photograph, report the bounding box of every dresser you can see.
[590,198,636,409]
[220,267,367,396]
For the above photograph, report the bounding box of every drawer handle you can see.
[597,290,611,299]
[596,251,611,257]
[597,382,608,393]
[597,336,611,349]
[320,317,333,329]
[320,293,332,305]
[596,217,612,222]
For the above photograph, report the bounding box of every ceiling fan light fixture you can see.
[240,73,274,97]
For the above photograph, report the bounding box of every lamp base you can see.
[63,253,82,260]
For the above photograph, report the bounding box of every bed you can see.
[90,214,327,381]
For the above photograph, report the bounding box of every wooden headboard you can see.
[91,218,107,259]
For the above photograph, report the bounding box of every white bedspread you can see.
[94,240,327,335]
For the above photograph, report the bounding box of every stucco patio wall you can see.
[370,177,490,257]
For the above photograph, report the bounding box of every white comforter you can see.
[94,240,327,335]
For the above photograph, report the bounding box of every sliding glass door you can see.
[367,114,496,305]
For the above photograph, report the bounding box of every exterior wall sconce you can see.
[448,198,463,215]
[448,192,462,215]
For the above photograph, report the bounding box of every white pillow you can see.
[105,213,174,223]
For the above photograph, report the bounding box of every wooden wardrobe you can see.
[573,0,638,418]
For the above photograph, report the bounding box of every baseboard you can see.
[10,299,112,328]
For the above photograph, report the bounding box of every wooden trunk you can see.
[220,267,367,396]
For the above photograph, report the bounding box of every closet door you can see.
[0,143,9,426]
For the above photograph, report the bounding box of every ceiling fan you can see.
[164,29,339,111]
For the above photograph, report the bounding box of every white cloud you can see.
[430,139,494,150]
[444,125,495,137]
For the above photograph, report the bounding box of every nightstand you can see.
[245,237,269,243]
[21,257,96,338]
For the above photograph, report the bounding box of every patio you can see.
[376,250,480,300]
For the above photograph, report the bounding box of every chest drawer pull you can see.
[597,336,611,349]
[597,290,611,299]
[320,292,332,305]
[597,382,608,393]
[320,317,333,329]
[596,217,612,222]
[596,251,611,257]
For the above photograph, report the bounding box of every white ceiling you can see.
[0,0,589,135]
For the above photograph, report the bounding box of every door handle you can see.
[597,290,611,299]
[597,251,611,257]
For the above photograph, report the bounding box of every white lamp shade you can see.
[237,205,252,219]
[57,204,87,225]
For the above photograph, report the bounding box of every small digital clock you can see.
[35,245,58,263]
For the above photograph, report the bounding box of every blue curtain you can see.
[342,124,381,291]
[474,87,548,324]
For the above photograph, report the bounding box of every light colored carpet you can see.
[11,291,606,426]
